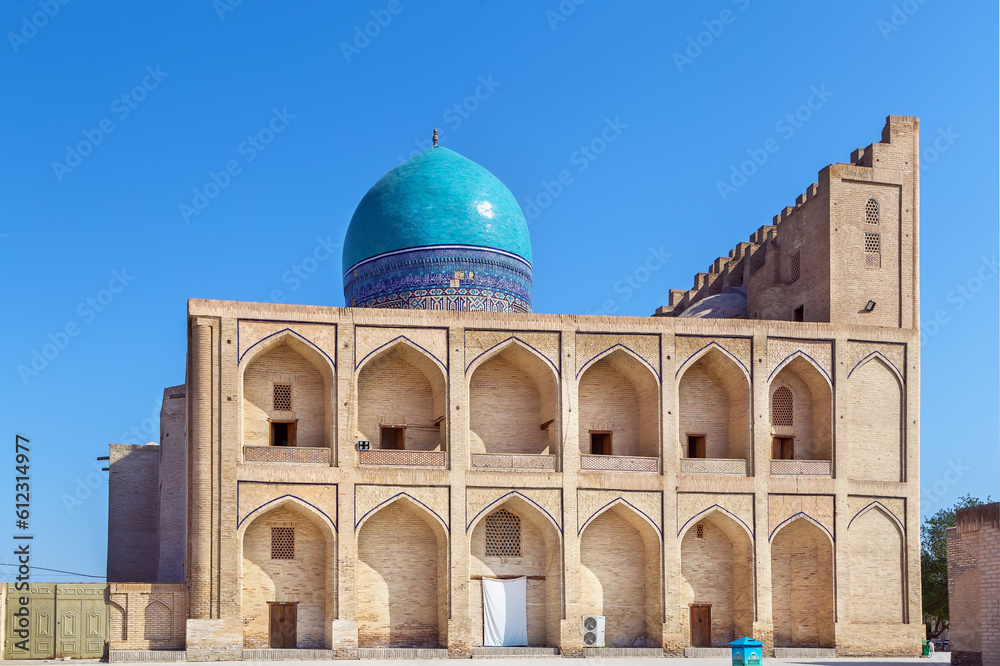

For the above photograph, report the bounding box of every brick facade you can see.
[105,116,923,659]
[948,503,1000,665]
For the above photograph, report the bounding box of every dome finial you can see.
[432,129,438,147]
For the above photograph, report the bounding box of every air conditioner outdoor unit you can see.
[581,615,605,647]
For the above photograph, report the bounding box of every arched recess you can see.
[770,517,834,648]
[679,510,754,647]
[846,356,903,482]
[356,338,448,451]
[847,505,905,623]
[768,354,832,462]
[677,346,751,461]
[143,601,171,642]
[468,340,560,459]
[109,600,126,642]
[357,496,449,648]
[579,503,661,647]
[239,496,335,649]
[241,331,335,449]
[578,348,659,458]
[469,495,563,648]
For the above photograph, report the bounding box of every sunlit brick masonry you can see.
[103,116,923,660]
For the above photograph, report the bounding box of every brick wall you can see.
[771,519,835,647]
[580,508,659,647]
[107,444,160,582]
[243,345,328,448]
[847,508,904,623]
[241,506,329,648]
[845,359,903,481]
[470,503,559,647]
[679,516,753,646]
[678,351,749,460]
[948,503,1000,665]
[158,385,187,583]
[357,347,443,451]
[769,358,832,461]
[578,352,659,458]
[357,501,446,648]
[108,583,186,650]
[469,353,553,456]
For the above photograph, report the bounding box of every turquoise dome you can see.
[342,147,532,271]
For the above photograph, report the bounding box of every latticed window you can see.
[696,524,705,539]
[790,252,801,283]
[772,386,793,426]
[273,384,292,411]
[865,198,879,224]
[484,509,521,557]
[864,232,881,268]
[271,526,295,559]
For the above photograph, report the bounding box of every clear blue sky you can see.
[0,2,996,581]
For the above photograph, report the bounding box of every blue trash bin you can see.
[729,636,764,665]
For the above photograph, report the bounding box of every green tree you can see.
[921,494,990,638]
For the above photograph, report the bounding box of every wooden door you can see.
[689,604,712,647]
[269,603,297,649]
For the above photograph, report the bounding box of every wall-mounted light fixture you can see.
[864,300,877,312]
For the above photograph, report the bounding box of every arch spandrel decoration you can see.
[575,334,661,381]
[237,493,337,536]
[355,485,450,533]
[354,326,448,372]
[766,339,833,385]
[674,336,752,380]
[237,322,337,371]
[676,493,754,539]
[466,488,562,534]
[465,330,560,376]
[577,492,662,538]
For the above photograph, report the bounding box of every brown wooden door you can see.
[689,604,712,647]
[269,603,297,649]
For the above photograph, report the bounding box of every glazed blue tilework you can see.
[344,245,532,313]
[342,147,532,270]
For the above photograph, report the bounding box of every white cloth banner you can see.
[482,576,528,647]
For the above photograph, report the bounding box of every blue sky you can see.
[0,1,996,581]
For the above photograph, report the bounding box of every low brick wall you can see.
[186,619,243,662]
[109,583,187,651]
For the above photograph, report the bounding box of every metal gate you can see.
[5,584,107,659]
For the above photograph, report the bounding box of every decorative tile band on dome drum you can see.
[344,245,532,313]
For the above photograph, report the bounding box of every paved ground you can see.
[14,656,953,666]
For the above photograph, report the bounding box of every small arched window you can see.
[771,386,793,426]
[865,198,879,224]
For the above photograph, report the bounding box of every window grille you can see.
[271,526,294,559]
[484,509,521,557]
[772,386,793,426]
[864,232,881,268]
[696,524,704,539]
[273,384,292,411]
[790,252,801,283]
[865,198,879,224]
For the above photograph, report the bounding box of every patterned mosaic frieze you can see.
[577,489,662,535]
[464,330,560,373]
[243,446,330,464]
[344,245,532,313]
[767,494,835,541]
[466,487,562,532]
[767,338,833,383]
[843,340,906,382]
[354,326,448,370]
[575,333,661,378]
[238,321,337,367]
[674,335,752,378]
[470,453,555,470]
[357,450,446,467]
[579,455,658,472]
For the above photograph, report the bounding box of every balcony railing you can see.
[358,449,446,467]
[580,455,658,472]
[680,458,748,475]
[470,453,556,471]
[770,459,832,476]
[243,446,330,464]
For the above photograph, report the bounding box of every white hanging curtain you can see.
[482,576,528,647]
